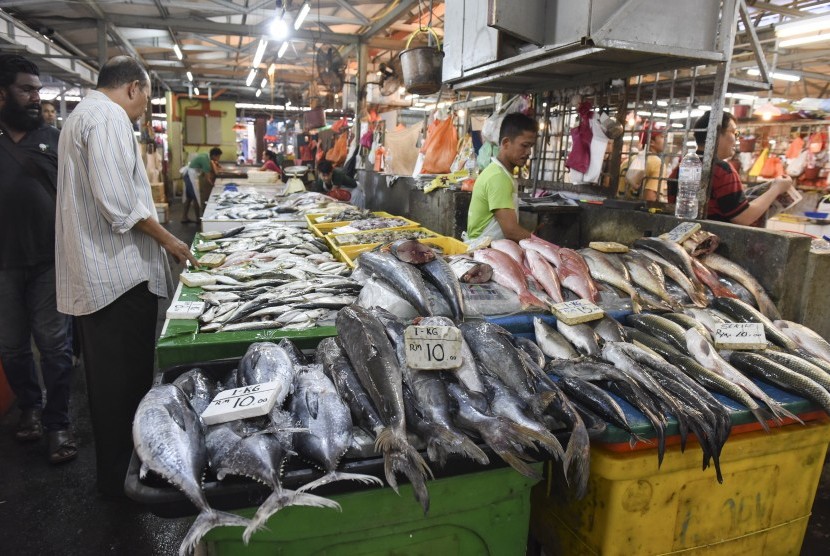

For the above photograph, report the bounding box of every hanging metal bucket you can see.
[399,27,444,95]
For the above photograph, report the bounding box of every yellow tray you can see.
[338,234,468,268]
[311,214,420,238]
[305,211,396,235]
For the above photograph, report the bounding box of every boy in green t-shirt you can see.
[466,113,537,241]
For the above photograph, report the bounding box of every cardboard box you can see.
[151,182,166,203]
[155,202,169,224]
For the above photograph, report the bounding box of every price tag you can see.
[714,323,768,350]
[588,241,629,253]
[195,241,219,252]
[179,272,216,288]
[165,301,206,320]
[200,382,283,425]
[197,252,226,268]
[199,230,224,240]
[404,325,463,370]
[661,221,701,244]
[551,299,604,325]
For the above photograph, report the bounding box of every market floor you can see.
[1,201,830,555]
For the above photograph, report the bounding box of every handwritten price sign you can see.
[201,381,282,425]
[404,325,463,370]
[661,221,701,244]
[552,299,604,325]
[714,323,768,350]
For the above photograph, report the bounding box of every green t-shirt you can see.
[466,161,515,239]
[189,152,211,173]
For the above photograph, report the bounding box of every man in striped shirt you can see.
[55,56,198,498]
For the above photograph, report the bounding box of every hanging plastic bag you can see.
[785,136,804,159]
[451,135,474,173]
[326,132,349,166]
[420,114,458,174]
[571,112,611,184]
[748,147,769,177]
[786,150,807,177]
[385,123,422,175]
[760,155,784,178]
[565,101,594,174]
[481,95,528,144]
[625,150,648,190]
[360,128,374,149]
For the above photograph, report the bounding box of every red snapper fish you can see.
[519,237,562,267]
[525,249,564,303]
[472,248,547,310]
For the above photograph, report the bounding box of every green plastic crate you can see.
[205,465,540,556]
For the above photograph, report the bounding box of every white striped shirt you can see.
[55,90,170,316]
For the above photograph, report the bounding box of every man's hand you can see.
[161,236,200,266]
[770,176,793,196]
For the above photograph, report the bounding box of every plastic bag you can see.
[565,101,593,173]
[384,123,422,175]
[327,188,351,202]
[625,151,647,189]
[326,132,349,166]
[760,155,784,178]
[786,150,807,177]
[481,95,527,144]
[420,115,458,174]
[451,135,474,173]
[748,147,769,177]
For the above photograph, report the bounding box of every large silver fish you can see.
[774,320,830,363]
[237,342,297,406]
[419,256,466,322]
[357,251,434,316]
[133,385,250,556]
[290,365,382,492]
[533,317,579,360]
[701,253,781,320]
[580,249,642,312]
[173,368,218,416]
[336,305,432,513]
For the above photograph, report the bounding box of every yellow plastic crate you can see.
[311,215,420,238]
[530,420,830,556]
[339,234,469,268]
[305,211,396,235]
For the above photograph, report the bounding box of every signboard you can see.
[200,382,282,425]
[404,325,463,370]
[714,322,768,350]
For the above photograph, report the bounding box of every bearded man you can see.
[0,54,76,464]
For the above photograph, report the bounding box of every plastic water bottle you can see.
[675,149,702,219]
[465,157,478,179]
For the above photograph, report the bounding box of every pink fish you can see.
[520,237,561,267]
[472,248,548,310]
[558,249,600,302]
[690,258,737,299]
[491,239,526,269]
[525,250,565,304]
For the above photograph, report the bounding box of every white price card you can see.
[551,299,604,325]
[404,325,463,370]
[165,301,206,320]
[179,272,216,288]
[195,241,219,252]
[661,222,701,244]
[200,382,282,425]
[714,323,768,350]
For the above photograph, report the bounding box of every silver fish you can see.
[533,318,579,360]
[701,253,781,320]
[132,385,250,556]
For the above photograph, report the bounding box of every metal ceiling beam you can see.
[104,14,359,46]
[738,0,771,85]
[334,0,372,24]
[745,1,811,18]
[360,0,419,39]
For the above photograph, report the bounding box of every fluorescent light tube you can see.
[253,39,268,67]
[173,44,183,60]
[294,3,310,30]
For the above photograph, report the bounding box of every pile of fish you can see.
[333,229,435,247]
[464,234,784,320]
[210,191,349,221]
[194,223,359,332]
[333,217,414,232]
[312,208,379,223]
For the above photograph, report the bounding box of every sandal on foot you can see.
[15,408,43,442]
[49,430,78,464]
[181,219,194,224]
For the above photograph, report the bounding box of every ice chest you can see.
[530,420,830,556]
[205,466,538,556]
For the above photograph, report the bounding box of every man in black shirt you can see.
[310,159,357,196]
[0,54,76,463]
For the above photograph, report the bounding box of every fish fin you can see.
[139,462,149,480]
[296,471,383,493]
[630,294,643,314]
[749,406,772,433]
[427,426,490,466]
[766,401,805,426]
[519,291,548,310]
[513,423,566,463]
[497,451,543,480]
[244,489,341,544]
[565,417,591,500]
[180,509,250,556]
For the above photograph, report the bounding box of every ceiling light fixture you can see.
[775,14,830,38]
[294,2,311,30]
[261,78,268,88]
[173,44,183,60]
[253,39,268,68]
[754,102,782,121]
[186,71,193,82]
[270,16,289,40]
[746,68,801,82]
[780,33,830,48]
[246,68,257,87]
[194,87,200,96]
[256,89,262,98]
[278,41,289,58]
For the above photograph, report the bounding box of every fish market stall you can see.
[201,185,351,233]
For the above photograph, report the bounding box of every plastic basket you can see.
[311,215,420,238]
[305,211,396,236]
[339,234,468,268]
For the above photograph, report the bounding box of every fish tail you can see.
[430,426,490,465]
[296,471,383,493]
[750,406,772,432]
[766,400,805,426]
[388,442,433,515]
[244,489,341,544]
[565,419,591,500]
[516,424,566,463]
[497,451,543,480]
[656,422,666,468]
[180,509,250,556]
[630,293,643,314]
[519,290,547,310]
